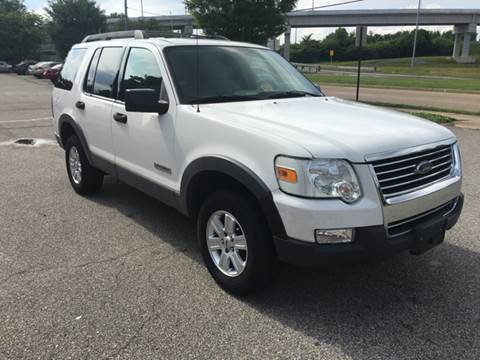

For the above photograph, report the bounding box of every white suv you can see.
[52,31,463,294]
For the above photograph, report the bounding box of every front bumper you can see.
[273,194,463,267]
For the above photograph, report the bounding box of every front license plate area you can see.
[411,218,447,255]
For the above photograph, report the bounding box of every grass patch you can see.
[321,56,480,79]
[306,73,480,92]
[409,112,456,124]
[360,101,480,116]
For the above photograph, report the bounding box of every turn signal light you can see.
[276,166,298,183]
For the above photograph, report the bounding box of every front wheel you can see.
[65,135,103,195]
[197,191,278,295]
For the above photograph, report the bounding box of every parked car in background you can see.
[0,61,12,73]
[43,63,63,82]
[31,61,60,78]
[27,61,47,75]
[14,60,38,75]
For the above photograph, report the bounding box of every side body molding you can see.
[179,156,287,239]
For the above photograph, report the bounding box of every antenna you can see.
[196,29,200,113]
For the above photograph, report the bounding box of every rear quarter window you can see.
[55,48,87,91]
[84,48,101,93]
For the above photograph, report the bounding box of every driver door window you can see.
[119,47,168,102]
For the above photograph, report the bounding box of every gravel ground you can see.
[0,74,479,359]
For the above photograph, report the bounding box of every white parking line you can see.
[0,117,52,124]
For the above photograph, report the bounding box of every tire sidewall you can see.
[65,136,86,192]
[197,191,276,294]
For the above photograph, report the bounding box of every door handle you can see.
[75,101,85,110]
[113,112,128,124]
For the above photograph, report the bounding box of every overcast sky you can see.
[25,0,479,41]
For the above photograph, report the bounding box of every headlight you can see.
[275,156,362,203]
[452,142,462,177]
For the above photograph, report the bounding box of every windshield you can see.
[164,46,322,104]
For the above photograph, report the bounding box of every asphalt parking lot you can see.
[1,73,479,359]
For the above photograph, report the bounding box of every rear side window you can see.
[92,47,124,98]
[55,48,87,91]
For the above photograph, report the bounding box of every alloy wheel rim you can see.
[206,210,248,277]
[69,146,82,185]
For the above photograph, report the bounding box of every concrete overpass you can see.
[285,9,479,63]
[106,8,480,62]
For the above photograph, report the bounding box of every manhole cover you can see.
[14,138,36,145]
[0,138,56,147]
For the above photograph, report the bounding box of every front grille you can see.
[387,200,456,237]
[371,145,454,200]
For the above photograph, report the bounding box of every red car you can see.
[43,64,63,82]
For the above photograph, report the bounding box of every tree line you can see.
[0,0,44,62]
[0,0,106,62]
[0,0,297,63]
[286,28,467,63]
[1,0,476,64]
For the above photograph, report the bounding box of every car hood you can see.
[201,96,455,162]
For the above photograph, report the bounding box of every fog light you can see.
[315,229,354,244]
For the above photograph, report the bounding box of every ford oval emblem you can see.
[416,160,433,175]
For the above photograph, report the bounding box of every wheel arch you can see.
[179,156,287,240]
[58,114,92,164]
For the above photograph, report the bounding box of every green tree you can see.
[289,27,455,63]
[0,0,44,63]
[45,0,106,58]
[184,0,297,45]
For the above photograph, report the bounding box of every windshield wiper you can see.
[189,95,260,104]
[189,91,321,104]
[257,90,321,100]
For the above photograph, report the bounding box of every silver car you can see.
[0,61,12,73]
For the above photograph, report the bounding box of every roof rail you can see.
[81,30,229,43]
[82,30,145,43]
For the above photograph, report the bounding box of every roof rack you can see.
[81,30,229,43]
[82,30,145,42]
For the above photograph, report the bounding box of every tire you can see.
[197,191,278,295]
[65,135,103,195]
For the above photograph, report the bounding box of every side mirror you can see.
[125,88,169,115]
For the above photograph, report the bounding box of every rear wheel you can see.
[65,135,103,195]
[197,191,278,295]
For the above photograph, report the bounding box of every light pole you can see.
[124,0,128,30]
[411,0,422,68]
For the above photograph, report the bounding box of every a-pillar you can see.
[283,25,291,61]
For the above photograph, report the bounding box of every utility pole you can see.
[140,0,144,19]
[355,26,367,102]
[124,0,128,30]
[411,0,422,68]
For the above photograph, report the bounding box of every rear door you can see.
[111,45,177,190]
[77,46,125,168]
